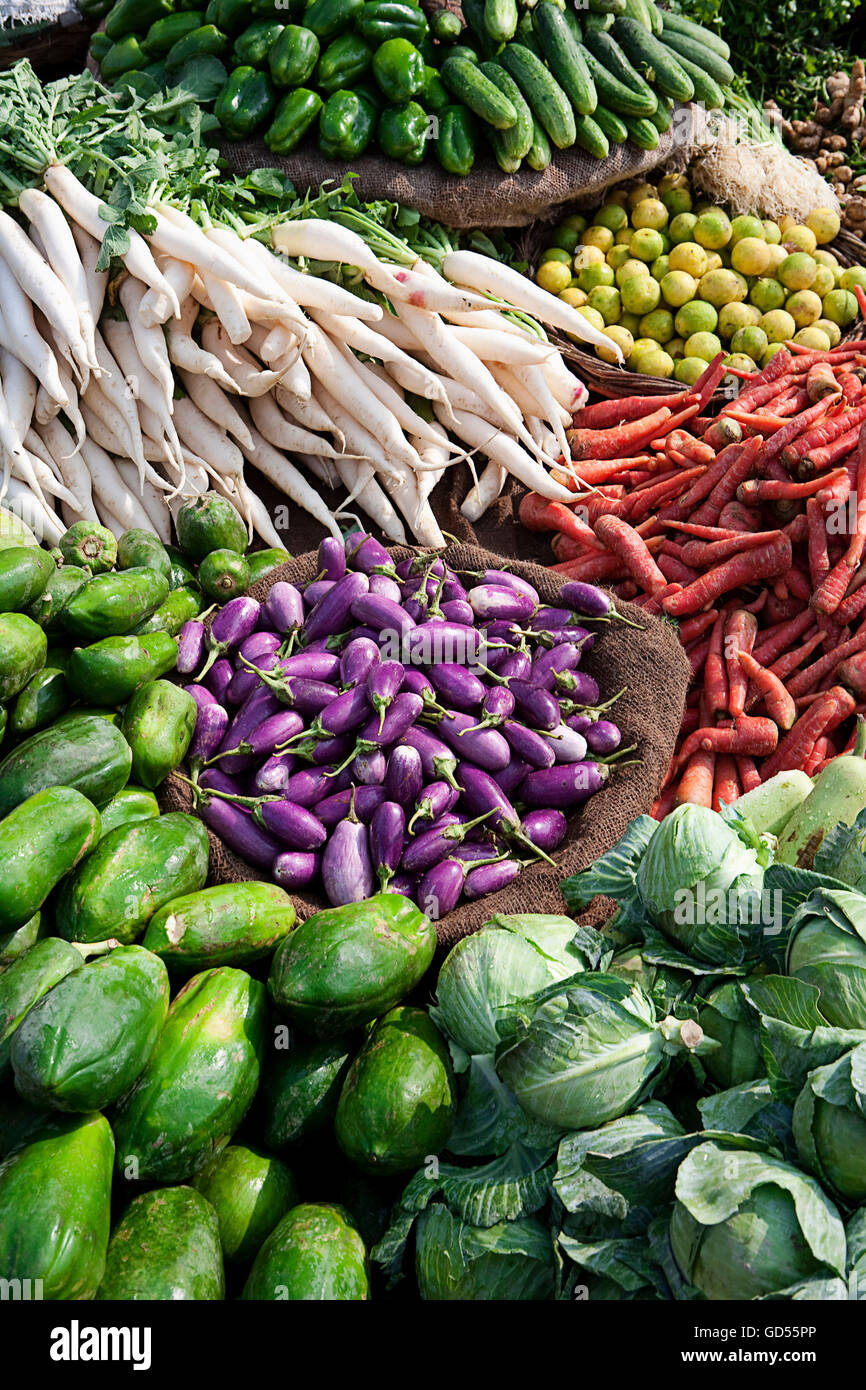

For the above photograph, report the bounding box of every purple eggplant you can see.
[245,709,305,758]
[238,630,281,665]
[522,808,567,852]
[402,812,490,875]
[263,581,304,634]
[438,710,510,772]
[457,763,521,837]
[177,620,206,676]
[439,599,474,626]
[366,660,404,728]
[404,597,426,625]
[441,577,468,603]
[345,531,397,579]
[239,660,339,716]
[226,649,279,707]
[506,679,560,732]
[188,702,229,773]
[311,683,373,739]
[316,786,386,826]
[283,767,334,807]
[322,814,375,906]
[502,720,556,769]
[357,692,424,749]
[497,759,531,796]
[428,664,485,711]
[255,799,327,851]
[339,637,380,689]
[280,650,341,682]
[370,800,406,889]
[521,761,609,807]
[311,735,355,769]
[407,781,459,833]
[303,571,369,645]
[465,686,514,732]
[400,669,448,718]
[407,622,482,667]
[448,842,499,863]
[554,670,600,706]
[198,794,282,868]
[426,813,464,835]
[533,606,573,630]
[352,750,387,785]
[586,720,622,754]
[198,596,261,678]
[566,713,593,735]
[273,850,321,889]
[317,536,346,583]
[252,753,296,795]
[369,574,402,603]
[184,684,217,712]
[394,558,413,581]
[304,579,336,608]
[495,651,532,682]
[384,746,423,807]
[218,688,283,772]
[530,642,583,691]
[559,580,613,618]
[546,723,589,764]
[464,859,520,898]
[481,569,539,605]
[199,767,244,796]
[469,584,535,622]
[534,626,596,653]
[416,859,465,920]
[387,873,416,899]
[351,592,415,641]
[403,727,460,790]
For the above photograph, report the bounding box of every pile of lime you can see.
[536,174,866,382]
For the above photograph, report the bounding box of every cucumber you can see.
[587,0,626,12]
[661,8,730,60]
[658,29,735,87]
[483,0,517,45]
[514,11,541,56]
[582,26,657,110]
[532,2,597,116]
[440,55,518,129]
[499,42,576,149]
[583,12,615,33]
[574,112,609,158]
[649,94,674,129]
[645,0,663,36]
[592,101,628,144]
[623,112,660,149]
[580,44,656,116]
[624,0,653,29]
[479,62,533,159]
[612,16,694,101]
[525,116,551,170]
[668,49,725,109]
[489,133,521,172]
[459,0,498,57]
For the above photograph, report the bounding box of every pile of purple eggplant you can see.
[175,533,632,919]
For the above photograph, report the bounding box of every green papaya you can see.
[143,882,296,972]
[28,564,90,635]
[0,1112,114,1299]
[192,1144,297,1263]
[242,1203,369,1300]
[66,631,178,706]
[0,937,83,1082]
[0,787,102,935]
[335,1007,455,1175]
[97,1187,225,1300]
[267,892,435,1036]
[0,712,133,817]
[121,679,197,788]
[259,1035,354,1150]
[0,912,44,971]
[97,785,160,839]
[176,492,247,558]
[55,813,210,945]
[112,966,267,1182]
[11,945,170,1112]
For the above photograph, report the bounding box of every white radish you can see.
[14,449,78,509]
[310,310,448,405]
[139,257,196,327]
[0,348,37,444]
[368,312,421,352]
[338,346,458,452]
[331,455,407,543]
[4,475,64,544]
[540,354,587,413]
[296,451,340,491]
[204,227,307,320]
[81,389,167,495]
[179,369,253,449]
[173,397,245,478]
[412,420,451,509]
[82,439,154,533]
[247,392,344,459]
[434,405,575,501]
[114,458,172,542]
[19,189,100,372]
[91,330,148,482]
[101,319,181,456]
[278,354,311,401]
[201,321,281,396]
[461,459,508,522]
[388,262,498,315]
[448,325,557,365]
[195,270,252,345]
[508,362,572,464]
[443,307,540,337]
[237,424,343,539]
[376,454,443,547]
[272,220,405,293]
[313,382,390,491]
[0,209,92,378]
[277,387,338,437]
[69,221,109,325]
[0,263,67,407]
[117,275,176,405]
[442,250,622,358]
[167,300,239,392]
[0,384,31,500]
[36,417,97,519]
[147,206,269,299]
[251,243,382,321]
[43,166,180,316]
[259,324,298,364]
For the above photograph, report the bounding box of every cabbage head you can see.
[793,1043,866,1205]
[415,1203,554,1301]
[786,888,866,1029]
[698,981,764,1090]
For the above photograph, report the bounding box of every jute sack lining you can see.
[160,543,688,947]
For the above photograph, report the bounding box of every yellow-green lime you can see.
[667,336,686,358]
[607,244,633,271]
[723,352,758,372]
[668,212,698,244]
[620,274,661,315]
[694,208,732,249]
[760,308,796,343]
[619,312,641,335]
[675,356,707,384]
[606,189,630,208]
[540,247,572,265]
[750,277,786,312]
[659,172,689,194]
[627,337,658,369]
[730,325,768,358]
[684,331,723,361]
[596,324,634,363]
[574,304,606,331]
[578,261,615,291]
[637,347,675,378]
[639,309,674,342]
[785,224,818,254]
[573,244,605,271]
[615,257,650,287]
[806,208,841,243]
[811,265,836,297]
[628,182,656,208]
[629,228,665,262]
[582,225,614,254]
[560,213,588,233]
[792,326,832,349]
[594,204,629,233]
[815,317,842,346]
[631,198,668,230]
[698,268,746,307]
[668,241,707,277]
[762,220,782,244]
[761,342,787,366]
[822,288,858,325]
[587,285,621,324]
[675,300,718,336]
[785,289,822,327]
[730,215,765,243]
[731,237,770,275]
[718,302,761,338]
[660,270,698,307]
[840,266,866,292]
[777,252,817,290]
[615,227,634,245]
[558,287,588,308]
[549,226,582,254]
[661,187,692,217]
[537,261,571,294]
[703,251,724,272]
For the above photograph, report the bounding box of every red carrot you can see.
[571,390,695,431]
[676,717,779,768]
[736,755,762,792]
[686,636,711,678]
[783,566,812,602]
[768,629,827,682]
[717,500,762,532]
[783,400,866,471]
[838,372,862,405]
[551,553,628,581]
[836,650,866,698]
[725,610,758,716]
[705,610,730,717]
[680,530,780,569]
[659,552,700,585]
[628,468,705,522]
[663,430,715,465]
[691,436,764,526]
[661,534,793,618]
[518,493,603,547]
[594,514,668,595]
[652,783,680,819]
[812,423,866,616]
[760,686,855,778]
[568,405,675,460]
[676,746,716,807]
[678,610,718,645]
[788,624,866,696]
[713,754,740,809]
[658,441,746,521]
[738,468,849,503]
[806,497,830,591]
[752,609,816,665]
[803,734,834,776]
[550,534,589,562]
[799,425,862,474]
[665,520,743,540]
[736,650,796,729]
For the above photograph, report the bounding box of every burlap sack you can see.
[160,542,688,946]
[221,103,704,230]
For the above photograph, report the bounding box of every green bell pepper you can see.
[356,1,428,45]
[205,0,254,30]
[434,103,476,175]
[145,12,206,54]
[430,6,462,41]
[232,18,283,66]
[105,0,172,41]
[265,88,323,153]
[165,23,229,67]
[420,63,449,111]
[302,0,362,41]
[354,80,383,113]
[89,31,114,62]
[371,37,424,103]
[267,24,320,86]
[377,100,428,163]
[101,35,150,81]
[214,64,277,137]
[315,32,372,94]
[318,89,376,159]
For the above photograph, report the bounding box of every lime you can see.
[703,252,724,272]
[764,243,789,275]
[658,232,672,254]
[760,308,796,343]
[811,265,836,298]
[684,331,723,361]
[607,244,633,271]
[537,261,572,294]
[668,241,707,277]
[815,317,842,346]
[761,343,786,366]
[639,308,675,342]
[630,228,665,262]
[761,220,781,244]
[693,199,714,214]
[606,189,630,208]
[540,247,573,265]
[660,269,698,307]
[638,348,675,379]
[615,227,634,245]
[723,352,758,373]
[558,287,588,308]
[785,289,822,327]
[841,266,866,293]
[595,323,634,363]
[573,244,605,271]
[632,197,668,231]
[785,224,818,254]
[694,208,732,250]
[560,213,588,234]
[777,252,817,291]
[628,181,657,208]
[577,261,615,291]
[675,299,718,337]
[792,326,832,350]
[814,248,840,269]
[718,302,761,338]
[822,288,859,326]
[806,208,840,244]
[669,212,698,244]
[651,254,671,281]
[667,336,686,359]
[731,325,768,359]
[675,356,707,384]
[749,277,787,312]
[661,187,693,217]
[730,215,765,244]
[778,214,796,235]
[587,285,622,324]
[698,268,746,307]
[731,237,770,276]
[549,226,581,254]
[627,337,659,369]
[620,274,661,315]
[619,312,641,335]
[594,203,629,233]
[582,225,614,254]
[717,245,733,268]
[659,171,690,194]
[615,257,650,288]
[574,304,606,331]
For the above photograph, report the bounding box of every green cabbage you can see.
[793,1043,866,1204]
[786,888,866,1028]
[414,1204,555,1301]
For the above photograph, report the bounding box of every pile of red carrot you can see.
[519,334,866,816]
